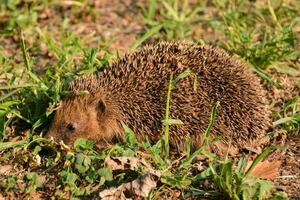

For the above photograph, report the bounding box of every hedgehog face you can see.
[47,95,122,147]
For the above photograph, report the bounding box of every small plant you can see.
[216,1,298,88]
[0,0,38,31]
[133,0,204,48]
[205,148,280,200]
[0,34,114,140]
[273,97,300,135]
[161,70,191,160]
[147,97,284,199]
[24,172,43,195]
[0,0,298,198]
[0,176,17,192]
[222,21,296,71]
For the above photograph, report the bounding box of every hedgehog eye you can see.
[66,123,76,132]
[97,99,106,114]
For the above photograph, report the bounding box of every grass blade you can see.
[251,66,283,89]
[131,24,163,49]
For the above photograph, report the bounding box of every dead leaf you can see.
[59,140,71,152]
[99,173,157,199]
[2,192,17,200]
[25,192,43,200]
[104,156,138,171]
[248,160,281,179]
[39,175,47,185]
[104,156,161,177]
[0,165,13,176]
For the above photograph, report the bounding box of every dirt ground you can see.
[0,0,299,199]
[273,135,300,199]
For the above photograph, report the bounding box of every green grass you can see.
[0,103,285,199]
[273,97,300,135]
[0,0,299,199]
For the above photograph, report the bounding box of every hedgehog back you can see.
[70,42,270,149]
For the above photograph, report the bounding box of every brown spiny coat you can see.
[47,42,271,152]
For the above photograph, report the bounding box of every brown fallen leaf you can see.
[59,140,72,152]
[99,173,157,200]
[24,192,43,200]
[0,165,13,176]
[104,156,139,171]
[104,156,161,177]
[248,160,281,179]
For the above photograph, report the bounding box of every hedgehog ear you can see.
[96,99,106,116]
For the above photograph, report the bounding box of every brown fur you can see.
[47,41,271,151]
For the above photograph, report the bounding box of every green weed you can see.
[137,0,299,87]
[133,0,205,48]
[215,0,299,87]
[24,172,43,196]
[0,0,298,199]
[0,32,114,140]
[273,97,300,135]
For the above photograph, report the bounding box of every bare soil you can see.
[0,0,299,199]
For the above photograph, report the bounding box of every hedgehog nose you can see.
[46,129,57,139]
[46,130,63,144]
[45,130,53,138]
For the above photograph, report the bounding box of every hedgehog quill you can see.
[47,42,271,153]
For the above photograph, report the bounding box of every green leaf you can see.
[24,172,43,195]
[74,138,94,152]
[251,67,283,89]
[269,191,289,200]
[179,102,219,169]
[33,145,42,155]
[273,116,298,126]
[75,153,91,174]
[146,0,157,21]
[237,157,247,173]
[257,179,274,198]
[122,149,136,157]
[122,121,138,148]
[204,102,219,140]
[172,69,191,85]
[24,172,42,186]
[222,162,233,189]
[6,0,20,10]
[162,118,183,125]
[245,147,275,177]
[0,140,28,151]
[5,176,17,190]
[97,167,113,181]
[271,64,300,76]
[131,24,163,49]
[162,174,192,189]
[192,167,214,181]
[60,170,78,188]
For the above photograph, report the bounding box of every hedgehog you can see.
[47,41,271,153]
